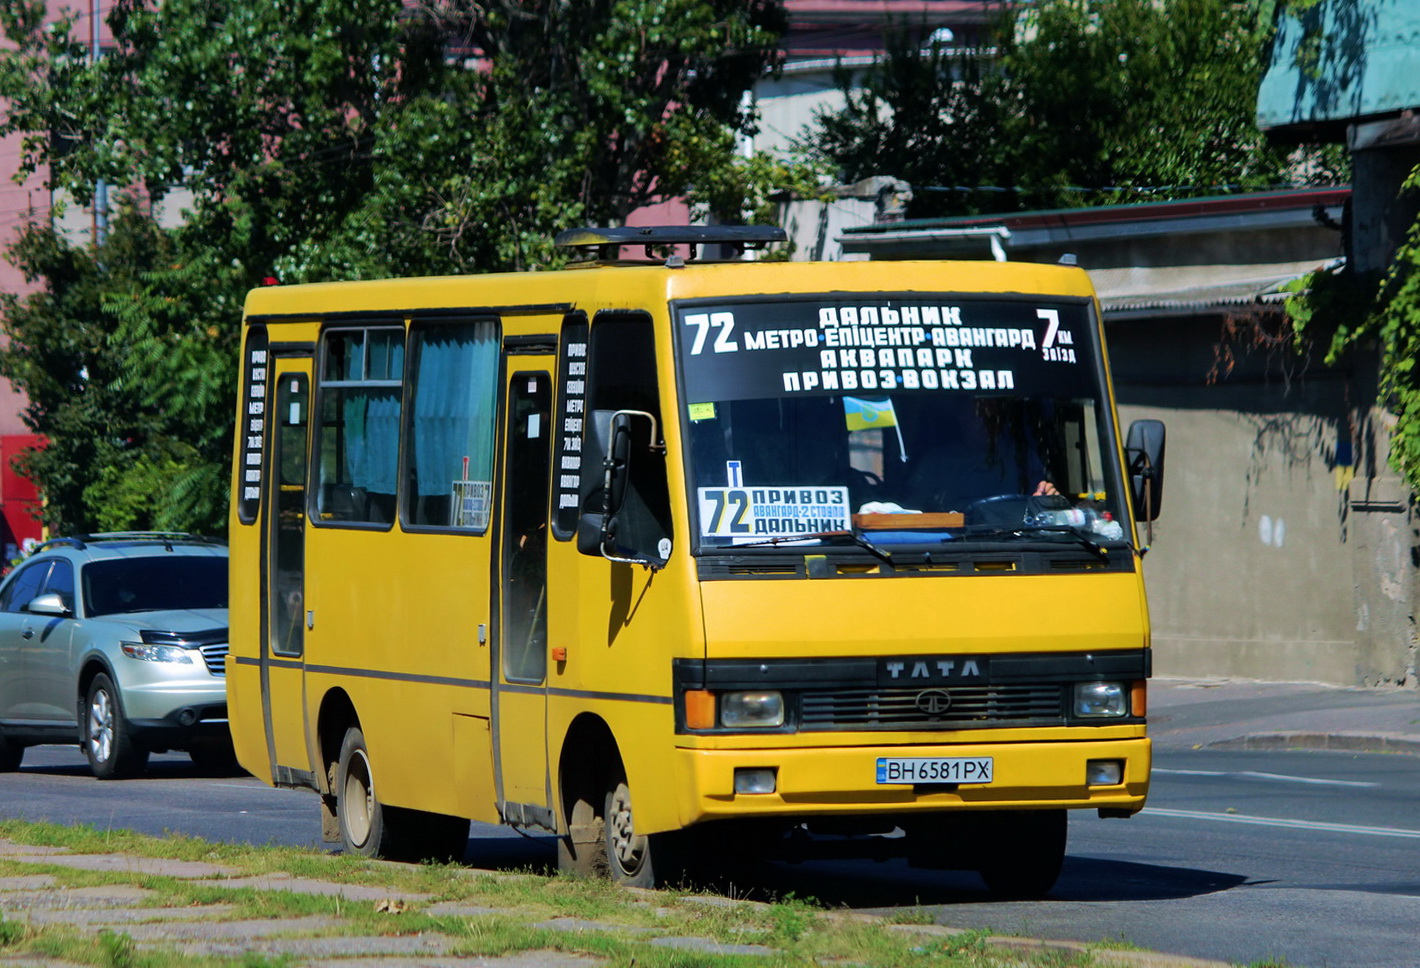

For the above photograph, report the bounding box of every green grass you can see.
[0,819,1201,968]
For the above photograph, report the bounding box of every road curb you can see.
[1205,731,1420,756]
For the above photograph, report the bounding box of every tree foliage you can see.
[0,0,791,535]
[1287,165,1420,491]
[803,0,1346,219]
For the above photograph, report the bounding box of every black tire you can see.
[557,783,609,878]
[977,809,1067,898]
[603,778,686,888]
[334,726,469,863]
[0,726,23,772]
[336,726,390,858]
[604,779,653,887]
[557,772,684,887]
[84,673,149,780]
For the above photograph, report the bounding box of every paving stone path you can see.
[0,838,1230,968]
[0,838,783,967]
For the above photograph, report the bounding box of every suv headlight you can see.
[1073,681,1127,718]
[121,642,193,664]
[720,691,785,728]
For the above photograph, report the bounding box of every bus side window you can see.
[404,319,500,531]
[314,326,404,527]
[577,312,671,562]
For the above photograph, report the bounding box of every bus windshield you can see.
[677,296,1129,551]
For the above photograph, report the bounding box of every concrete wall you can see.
[1108,314,1417,687]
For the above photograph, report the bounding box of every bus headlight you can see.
[720,691,785,728]
[1073,681,1127,718]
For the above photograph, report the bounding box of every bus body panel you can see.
[544,536,705,835]
[699,570,1148,659]
[670,737,1152,826]
[304,527,490,809]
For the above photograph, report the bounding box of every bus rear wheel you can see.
[336,727,385,858]
[335,726,469,863]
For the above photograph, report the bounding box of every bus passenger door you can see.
[494,364,554,827]
[262,360,315,782]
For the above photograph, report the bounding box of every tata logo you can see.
[883,659,983,680]
[914,688,953,718]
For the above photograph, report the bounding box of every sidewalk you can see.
[0,836,1227,968]
[1149,676,1420,755]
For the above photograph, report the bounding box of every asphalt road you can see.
[3,743,1419,968]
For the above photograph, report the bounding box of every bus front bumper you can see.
[670,737,1151,828]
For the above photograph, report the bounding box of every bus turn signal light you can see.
[684,690,716,730]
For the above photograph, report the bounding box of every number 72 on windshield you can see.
[697,486,850,538]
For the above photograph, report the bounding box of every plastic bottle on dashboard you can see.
[1091,510,1125,540]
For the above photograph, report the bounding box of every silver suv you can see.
[0,533,230,779]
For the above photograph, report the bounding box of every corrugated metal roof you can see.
[1096,260,1343,321]
[841,189,1351,235]
[1257,0,1420,135]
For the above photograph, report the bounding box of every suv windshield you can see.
[83,556,229,617]
[678,296,1128,551]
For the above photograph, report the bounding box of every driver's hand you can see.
[1033,481,1059,496]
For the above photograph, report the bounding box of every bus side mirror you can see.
[605,411,634,519]
[1125,419,1165,522]
[577,409,668,568]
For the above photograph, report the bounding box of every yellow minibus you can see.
[228,225,1163,896]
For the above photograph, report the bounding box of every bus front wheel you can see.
[558,772,681,888]
[604,779,692,888]
[604,780,654,887]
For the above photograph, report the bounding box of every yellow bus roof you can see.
[241,260,1098,320]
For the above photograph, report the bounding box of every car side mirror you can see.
[1125,419,1165,522]
[26,593,72,617]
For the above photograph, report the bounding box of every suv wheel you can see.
[84,673,149,779]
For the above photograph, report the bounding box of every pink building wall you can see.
[0,1,105,542]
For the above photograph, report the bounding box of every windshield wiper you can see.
[727,528,895,565]
[1029,525,1112,560]
[961,524,1118,561]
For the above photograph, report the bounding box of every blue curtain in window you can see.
[412,323,499,513]
[343,389,402,495]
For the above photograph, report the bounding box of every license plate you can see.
[875,756,993,785]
